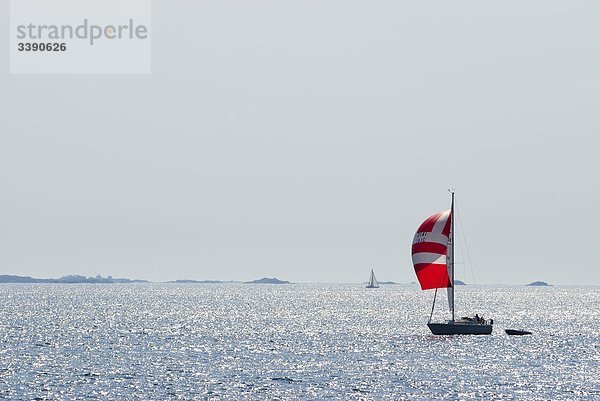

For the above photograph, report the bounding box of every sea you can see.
[0,283,598,400]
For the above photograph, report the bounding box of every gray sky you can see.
[1,1,599,284]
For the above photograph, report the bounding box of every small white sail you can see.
[366,269,379,288]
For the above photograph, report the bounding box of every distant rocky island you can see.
[378,281,398,285]
[454,280,466,285]
[245,277,290,284]
[0,275,148,284]
[527,281,550,286]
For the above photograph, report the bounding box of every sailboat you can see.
[366,269,379,288]
[411,190,492,335]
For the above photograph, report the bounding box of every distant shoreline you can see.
[0,274,148,284]
[0,275,584,286]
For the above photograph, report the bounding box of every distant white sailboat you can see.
[366,269,379,288]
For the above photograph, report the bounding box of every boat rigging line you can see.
[455,197,477,285]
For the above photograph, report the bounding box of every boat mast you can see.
[450,190,455,322]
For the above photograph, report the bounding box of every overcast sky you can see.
[1,1,599,284]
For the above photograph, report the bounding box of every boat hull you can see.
[505,329,531,336]
[428,322,492,335]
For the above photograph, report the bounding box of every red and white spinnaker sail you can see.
[411,210,453,290]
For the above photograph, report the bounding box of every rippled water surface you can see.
[0,284,598,400]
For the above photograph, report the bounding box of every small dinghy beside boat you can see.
[505,329,532,336]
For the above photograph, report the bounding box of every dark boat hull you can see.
[428,322,493,335]
[505,329,531,336]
